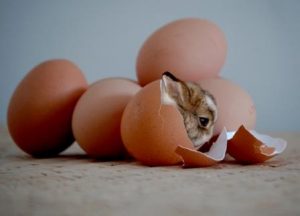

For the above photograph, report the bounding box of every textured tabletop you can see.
[0,127,299,216]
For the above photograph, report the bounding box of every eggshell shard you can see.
[7,59,88,157]
[227,125,287,164]
[136,18,227,86]
[72,78,141,159]
[121,80,194,166]
[249,130,287,155]
[198,78,256,135]
[175,128,228,168]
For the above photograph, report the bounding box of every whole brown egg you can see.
[136,18,227,86]
[72,78,141,159]
[7,59,88,157]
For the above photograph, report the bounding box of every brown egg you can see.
[7,59,88,157]
[121,80,194,166]
[197,78,256,135]
[72,78,141,159]
[136,18,227,86]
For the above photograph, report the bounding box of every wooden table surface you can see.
[1,127,299,216]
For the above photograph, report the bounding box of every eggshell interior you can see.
[72,78,141,159]
[198,78,256,135]
[175,146,217,168]
[227,125,287,164]
[7,59,88,157]
[121,80,194,166]
[136,18,227,86]
[249,130,287,155]
[175,128,228,168]
[228,126,275,164]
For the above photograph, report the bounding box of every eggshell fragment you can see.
[198,78,256,135]
[72,78,141,159]
[121,80,194,166]
[227,125,287,164]
[175,128,228,167]
[7,59,88,157]
[136,18,227,86]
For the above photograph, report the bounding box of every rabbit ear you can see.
[161,72,185,105]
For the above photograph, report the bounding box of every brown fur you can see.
[161,72,217,149]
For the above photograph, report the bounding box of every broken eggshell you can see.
[129,78,286,167]
[175,126,287,168]
[161,79,228,167]
[227,125,287,164]
[121,80,194,166]
[175,127,228,167]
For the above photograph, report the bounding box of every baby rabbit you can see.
[160,71,217,149]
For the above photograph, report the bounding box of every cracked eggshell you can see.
[121,80,194,166]
[72,78,141,159]
[175,128,228,168]
[136,18,227,86]
[7,59,88,157]
[228,125,287,164]
[198,78,256,135]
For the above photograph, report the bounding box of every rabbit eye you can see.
[199,117,209,127]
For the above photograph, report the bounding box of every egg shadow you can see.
[7,152,89,161]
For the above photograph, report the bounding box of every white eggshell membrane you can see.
[175,128,228,167]
[227,129,287,156]
[248,131,287,155]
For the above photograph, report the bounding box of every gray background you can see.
[0,0,299,131]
